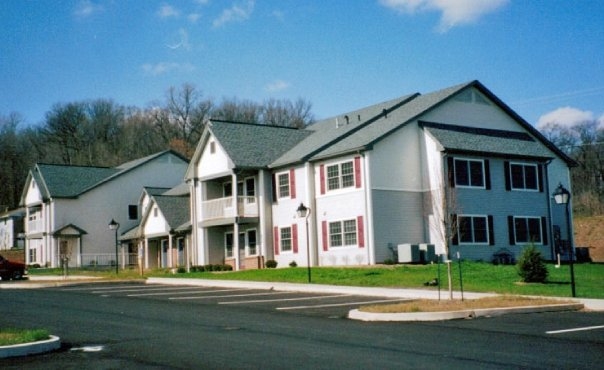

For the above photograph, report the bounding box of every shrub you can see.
[265,260,278,268]
[383,258,395,265]
[289,261,297,267]
[176,267,186,273]
[517,245,548,283]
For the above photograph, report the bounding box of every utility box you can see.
[397,244,420,263]
[419,243,435,263]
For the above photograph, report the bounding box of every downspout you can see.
[543,159,554,260]
[362,151,375,265]
[305,162,317,266]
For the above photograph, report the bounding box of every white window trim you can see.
[246,229,258,256]
[225,232,234,258]
[328,219,358,249]
[454,157,486,189]
[279,226,293,253]
[509,162,539,192]
[458,214,489,245]
[513,216,542,245]
[276,171,290,199]
[325,160,355,193]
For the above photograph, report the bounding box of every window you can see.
[329,219,357,247]
[454,158,485,188]
[29,248,37,263]
[512,217,542,244]
[510,163,538,191]
[277,173,290,198]
[153,207,158,217]
[327,161,354,191]
[248,229,257,255]
[458,215,489,244]
[225,233,233,258]
[128,205,138,220]
[280,227,292,252]
[245,178,255,203]
[210,141,216,154]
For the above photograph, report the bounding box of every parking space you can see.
[55,282,411,318]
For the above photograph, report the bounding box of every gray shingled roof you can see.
[209,120,312,168]
[270,94,418,167]
[153,195,190,231]
[29,150,187,200]
[303,82,472,162]
[35,164,119,198]
[420,122,554,159]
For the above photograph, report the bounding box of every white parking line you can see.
[546,325,604,334]
[170,291,297,300]
[219,294,354,305]
[128,288,244,297]
[61,285,148,291]
[92,286,205,294]
[277,298,412,310]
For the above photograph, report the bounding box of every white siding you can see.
[197,136,232,178]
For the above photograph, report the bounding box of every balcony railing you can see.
[201,196,258,221]
[27,219,43,233]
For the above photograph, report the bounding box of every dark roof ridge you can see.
[210,119,303,131]
[36,162,111,169]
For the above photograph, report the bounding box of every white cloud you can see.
[536,107,595,130]
[157,4,180,19]
[73,0,104,19]
[212,1,255,28]
[598,114,604,130]
[380,0,509,32]
[166,28,191,51]
[265,80,290,92]
[142,62,195,76]
[188,13,202,23]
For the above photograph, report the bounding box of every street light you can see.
[108,219,120,275]
[296,203,311,283]
[552,183,575,297]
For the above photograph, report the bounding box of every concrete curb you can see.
[349,303,585,322]
[0,335,61,358]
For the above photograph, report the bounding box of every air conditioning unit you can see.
[397,244,420,263]
[419,243,435,263]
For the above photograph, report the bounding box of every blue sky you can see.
[1,0,603,130]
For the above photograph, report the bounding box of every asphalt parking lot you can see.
[51,282,413,318]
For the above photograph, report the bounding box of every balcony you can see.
[27,217,43,234]
[201,196,259,226]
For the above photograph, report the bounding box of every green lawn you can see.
[0,328,49,346]
[30,261,604,299]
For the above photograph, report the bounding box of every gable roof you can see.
[271,81,575,167]
[208,120,312,169]
[23,150,188,202]
[151,195,190,231]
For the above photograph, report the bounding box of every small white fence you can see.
[81,253,137,267]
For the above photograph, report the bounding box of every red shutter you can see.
[320,164,326,194]
[292,224,299,253]
[354,156,362,188]
[357,216,365,248]
[322,220,328,251]
[290,168,296,199]
[273,226,280,255]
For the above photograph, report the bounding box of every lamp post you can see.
[552,183,576,297]
[108,219,120,275]
[296,203,311,283]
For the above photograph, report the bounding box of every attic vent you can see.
[344,115,349,125]
[382,109,388,118]
[454,90,490,106]
[357,114,361,122]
